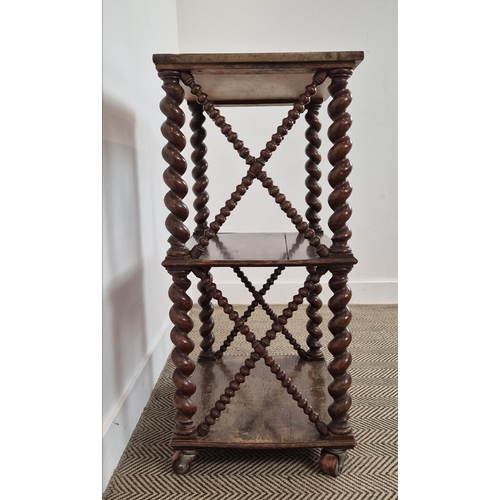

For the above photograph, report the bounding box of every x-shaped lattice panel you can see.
[192,265,330,438]
[180,70,332,260]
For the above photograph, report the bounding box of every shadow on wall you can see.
[102,96,151,427]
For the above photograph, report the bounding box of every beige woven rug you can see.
[103,304,398,499]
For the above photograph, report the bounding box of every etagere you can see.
[153,51,364,476]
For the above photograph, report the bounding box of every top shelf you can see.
[152,51,364,105]
[153,51,364,72]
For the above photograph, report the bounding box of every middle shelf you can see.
[162,232,358,268]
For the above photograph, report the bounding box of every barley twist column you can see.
[327,69,354,253]
[158,70,190,257]
[197,267,215,360]
[189,102,210,237]
[305,265,324,360]
[327,265,354,435]
[304,103,323,234]
[168,269,197,437]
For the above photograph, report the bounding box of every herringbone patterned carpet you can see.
[103,304,398,499]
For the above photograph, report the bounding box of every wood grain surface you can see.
[161,232,358,268]
[170,355,356,449]
[153,52,364,105]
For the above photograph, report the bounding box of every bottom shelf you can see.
[171,355,356,450]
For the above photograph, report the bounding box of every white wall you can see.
[102,0,178,490]
[176,0,398,304]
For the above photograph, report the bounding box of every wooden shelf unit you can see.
[153,51,364,477]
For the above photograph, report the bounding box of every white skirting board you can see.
[102,323,171,492]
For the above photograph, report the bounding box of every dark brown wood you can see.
[232,267,307,359]
[255,70,328,165]
[256,170,329,258]
[189,174,255,259]
[188,102,210,237]
[158,70,190,257]
[305,265,324,360]
[184,69,329,259]
[196,267,215,360]
[215,266,285,357]
[327,69,354,253]
[304,103,323,234]
[153,52,364,106]
[191,266,331,439]
[168,268,197,437]
[162,232,357,268]
[326,265,354,435]
[170,355,356,449]
[155,51,363,475]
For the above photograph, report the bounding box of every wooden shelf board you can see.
[162,232,357,268]
[170,355,356,450]
[153,51,364,71]
[153,51,364,104]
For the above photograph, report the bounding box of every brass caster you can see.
[172,449,197,475]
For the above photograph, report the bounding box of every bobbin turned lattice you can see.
[153,52,364,476]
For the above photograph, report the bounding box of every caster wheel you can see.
[172,450,195,475]
[319,449,347,477]
[319,452,341,476]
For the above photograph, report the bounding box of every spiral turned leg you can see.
[304,103,323,234]
[326,266,354,435]
[168,269,197,437]
[189,102,210,237]
[305,265,324,360]
[197,267,215,360]
[158,70,190,258]
[327,69,354,254]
